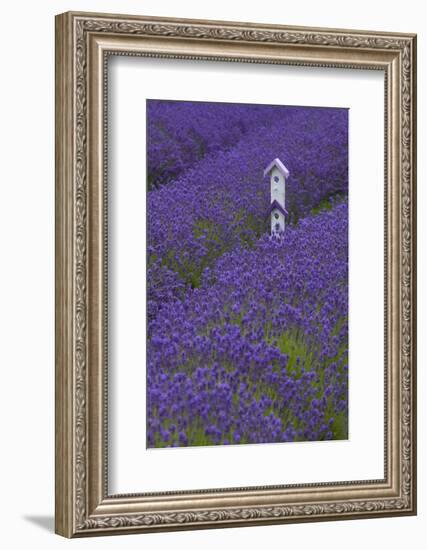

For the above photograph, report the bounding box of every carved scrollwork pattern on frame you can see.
[81,498,409,531]
[72,16,415,531]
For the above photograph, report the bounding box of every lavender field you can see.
[146,99,349,448]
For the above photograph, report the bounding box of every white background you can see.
[0,1,424,548]
[109,59,384,493]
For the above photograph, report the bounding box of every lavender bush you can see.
[147,100,282,189]
[146,100,349,447]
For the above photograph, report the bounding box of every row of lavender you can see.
[147,103,348,322]
[147,204,348,446]
[146,101,349,447]
[147,100,282,189]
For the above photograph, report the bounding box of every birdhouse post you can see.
[264,158,290,234]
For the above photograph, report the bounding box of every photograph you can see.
[52,9,417,538]
[0,0,422,545]
[146,99,349,448]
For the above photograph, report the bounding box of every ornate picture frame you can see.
[55,11,417,537]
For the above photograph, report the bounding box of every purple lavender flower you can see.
[146,100,348,448]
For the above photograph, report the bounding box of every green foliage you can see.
[330,412,348,440]
[310,198,333,215]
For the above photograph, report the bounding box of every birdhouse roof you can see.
[266,200,288,219]
[263,158,290,179]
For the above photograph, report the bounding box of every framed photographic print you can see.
[55,11,417,537]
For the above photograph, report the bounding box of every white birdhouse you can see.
[264,158,290,234]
